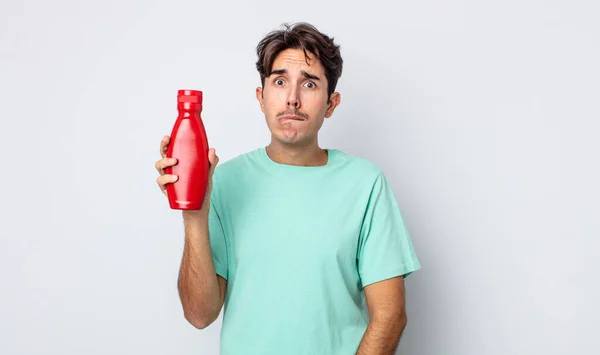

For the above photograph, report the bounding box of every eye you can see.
[274,78,285,86]
[304,81,317,89]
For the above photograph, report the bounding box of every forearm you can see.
[356,314,407,355]
[177,211,222,328]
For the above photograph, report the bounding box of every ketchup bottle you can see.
[165,89,209,210]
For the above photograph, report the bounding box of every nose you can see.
[286,87,300,109]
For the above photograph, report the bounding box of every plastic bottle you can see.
[165,89,209,210]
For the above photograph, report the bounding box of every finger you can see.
[208,149,219,173]
[155,158,171,174]
[155,157,178,174]
[160,135,170,158]
[208,148,219,165]
[156,174,178,188]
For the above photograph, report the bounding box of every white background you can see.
[1,0,597,354]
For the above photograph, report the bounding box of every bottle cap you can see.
[177,89,203,103]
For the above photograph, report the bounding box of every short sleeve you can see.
[357,173,421,288]
[209,198,229,280]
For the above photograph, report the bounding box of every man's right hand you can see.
[154,135,225,328]
[155,135,179,197]
[154,135,220,213]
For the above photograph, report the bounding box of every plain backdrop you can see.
[0,0,598,354]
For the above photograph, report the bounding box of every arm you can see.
[356,276,407,355]
[177,209,227,329]
[156,139,226,329]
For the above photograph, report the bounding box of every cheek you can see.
[263,92,285,110]
[305,94,329,115]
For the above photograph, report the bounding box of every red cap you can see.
[177,89,203,103]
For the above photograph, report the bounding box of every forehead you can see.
[271,48,324,73]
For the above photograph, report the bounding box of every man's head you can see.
[255,22,343,148]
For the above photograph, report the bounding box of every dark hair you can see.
[255,22,343,98]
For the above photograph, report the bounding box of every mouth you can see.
[278,115,305,122]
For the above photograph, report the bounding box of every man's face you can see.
[256,48,340,147]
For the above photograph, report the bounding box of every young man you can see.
[155,22,421,355]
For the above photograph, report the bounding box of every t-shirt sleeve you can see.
[209,198,229,280]
[357,172,421,288]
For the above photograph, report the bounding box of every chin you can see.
[274,135,301,145]
[273,133,314,147]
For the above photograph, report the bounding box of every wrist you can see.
[182,208,209,225]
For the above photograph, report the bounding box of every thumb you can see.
[208,148,219,174]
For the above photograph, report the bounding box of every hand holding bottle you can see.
[155,135,219,212]
[154,89,212,210]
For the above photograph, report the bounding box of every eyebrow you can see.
[269,69,321,81]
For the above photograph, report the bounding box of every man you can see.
[155,22,421,355]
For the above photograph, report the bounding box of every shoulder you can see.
[212,148,262,183]
[209,149,261,204]
[330,149,384,180]
[215,148,260,172]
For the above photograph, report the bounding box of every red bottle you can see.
[165,89,209,210]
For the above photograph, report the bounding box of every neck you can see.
[266,138,328,167]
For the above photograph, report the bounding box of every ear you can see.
[256,87,265,113]
[324,92,341,118]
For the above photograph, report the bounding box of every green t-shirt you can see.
[208,147,421,354]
